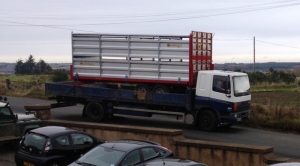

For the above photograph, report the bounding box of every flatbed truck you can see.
[45,31,251,131]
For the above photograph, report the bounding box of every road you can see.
[5,96,300,160]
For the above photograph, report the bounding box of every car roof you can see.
[0,102,8,107]
[146,158,207,166]
[101,140,160,152]
[29,126,78,137]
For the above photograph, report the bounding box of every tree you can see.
[52,69,69,82]
[24,55,36,74]
[14,59,25,74]
[14,55,52,75]
[35,59,52,74]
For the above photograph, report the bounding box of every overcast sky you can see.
[1,0,300,64]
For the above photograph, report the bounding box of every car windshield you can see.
[233,75,250,96]
[76,146,125,166]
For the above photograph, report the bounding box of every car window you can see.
[141,147,158,161]
[154,147,166,157]
[71,133,93,145]
[121,149,140,166]
[55,135,70,146]
[0,107,13,120]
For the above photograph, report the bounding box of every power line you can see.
[214,39,252,41]
[256,40,300,49]
[215,38,300,50]
[0,20,98,33]
[1,1,300,26]
[0,0,298,21]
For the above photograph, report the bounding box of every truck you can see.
[45,31,251,131]
[0,96,43,146]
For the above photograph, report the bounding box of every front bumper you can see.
[230,110,250,122]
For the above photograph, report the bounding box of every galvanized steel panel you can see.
[72,32,212,84]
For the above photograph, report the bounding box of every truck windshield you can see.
[233,76,250,97]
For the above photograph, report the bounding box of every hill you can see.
[1,62,300,75]
[0,63,71,74]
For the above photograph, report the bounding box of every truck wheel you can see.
[153,85,170,93]
[135,84,150,92]
[86,102,106,122]
[199,110,217,131]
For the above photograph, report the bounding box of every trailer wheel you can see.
[153,85,170,93]
[135,84,150,92]
[86,102,106,122]
[198,110,217,131]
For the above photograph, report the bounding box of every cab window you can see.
[213,76,230,94]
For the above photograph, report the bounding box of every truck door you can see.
[210,75,233,111]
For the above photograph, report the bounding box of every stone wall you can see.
[43,119,286,166]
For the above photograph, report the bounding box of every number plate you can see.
[24,161,35,166]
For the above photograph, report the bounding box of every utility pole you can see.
[253,36,256,72]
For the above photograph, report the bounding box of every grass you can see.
[0,74,53,99]
[240,91,300,133]
[0,74,52,83]
[251,82,300,92]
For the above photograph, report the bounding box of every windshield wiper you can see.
[75,161,97,166]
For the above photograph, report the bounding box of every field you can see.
[1,74,300,133]
[0,74,52,99]
[241,91,300,133]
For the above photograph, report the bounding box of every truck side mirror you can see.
[225,89,231,98]
[226,89,230,94]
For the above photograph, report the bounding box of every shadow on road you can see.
[0,143,16,166]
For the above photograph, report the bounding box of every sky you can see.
[0,0,300,64]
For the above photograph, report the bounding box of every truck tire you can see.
[153,85,170,93]
[135,84,150,92]
[199,110,217,131]
[86,102,106,122]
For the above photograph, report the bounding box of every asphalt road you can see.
[5,96,300,159]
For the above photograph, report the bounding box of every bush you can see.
[52,70,69,82]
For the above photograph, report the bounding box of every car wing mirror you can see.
[14,114,18,122]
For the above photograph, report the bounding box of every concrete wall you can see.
[42,119,287,166]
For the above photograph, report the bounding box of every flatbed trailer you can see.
[45,81,195,122]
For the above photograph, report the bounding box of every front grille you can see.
[238,101,250,111]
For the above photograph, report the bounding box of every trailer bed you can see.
[45,82,193,110]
